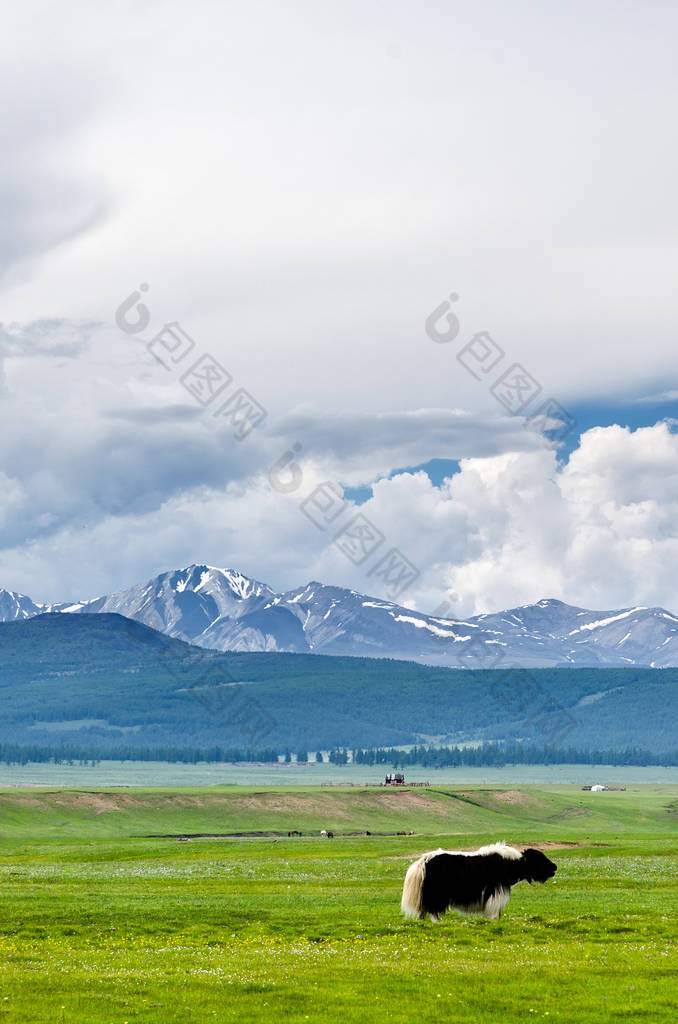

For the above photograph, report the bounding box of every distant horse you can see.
[401,842,556,922]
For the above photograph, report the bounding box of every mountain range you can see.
[1,564,677,668]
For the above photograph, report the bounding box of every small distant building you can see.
[590,784,607,792]
[385,772,405,786]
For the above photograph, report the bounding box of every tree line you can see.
[0,740,676,767]
[351,742,678,767]
[0,743,281,765]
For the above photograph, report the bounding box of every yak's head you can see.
[520,848,557,883]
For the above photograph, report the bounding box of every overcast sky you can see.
[1,0,677,614]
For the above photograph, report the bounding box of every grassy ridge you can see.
[0,784,677,839]
[0,786,676,1022]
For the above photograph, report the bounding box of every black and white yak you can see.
[401,842,557,922]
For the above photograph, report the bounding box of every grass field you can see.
[0,784,676,1022]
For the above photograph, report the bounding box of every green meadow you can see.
[0,784,676,1022]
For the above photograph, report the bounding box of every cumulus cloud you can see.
[353,422,678,615]
[1,391,677,618]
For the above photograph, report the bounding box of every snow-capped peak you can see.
[2,572,678,668]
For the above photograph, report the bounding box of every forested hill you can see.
[0,613,676,754]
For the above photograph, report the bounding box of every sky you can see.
[1,0,677,616]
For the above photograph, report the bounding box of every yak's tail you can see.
[401,854,428,919]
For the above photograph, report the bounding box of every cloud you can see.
[2,2,677,422]
[271,408,547,485]
[1,5,677,614]
[0,319,96,360]
[352,422,678,615]
[105,405,204,424]
[0,316,563,565]
[0,62,111,286]
[0,319,272,548]
[1,406,677,618]
[633,390,678,406]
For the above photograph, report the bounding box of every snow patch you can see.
[569,608,647,635]
[391,613,468,639]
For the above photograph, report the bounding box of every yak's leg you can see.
[483,888,509,920]
[429,913,439,923]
